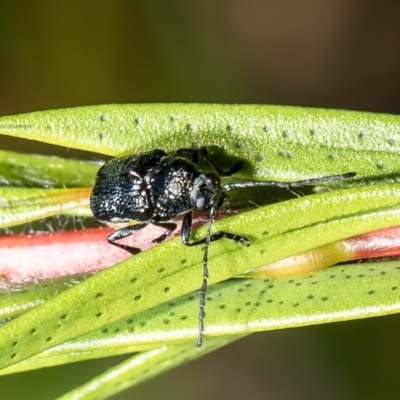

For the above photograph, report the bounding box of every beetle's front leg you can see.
[181,211,193,246]
[181,211,249,247]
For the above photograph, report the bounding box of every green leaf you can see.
[0,183,400,372]
[0,149,99,188]
[55,335,244,400]
[1,104,400,398]
[0,187,91,228]
[1,104,400,180]
[0,259,399,380]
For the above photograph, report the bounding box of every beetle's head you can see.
[191,172,221,213]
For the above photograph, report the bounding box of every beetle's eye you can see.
[191,173,220,212]
[196,196,210,212]
[205,173,220,187]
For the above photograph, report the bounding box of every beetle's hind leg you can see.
[107,223,148,254]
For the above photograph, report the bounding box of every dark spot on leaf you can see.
[219,305,226,309]
[158,268,165,273]
[164,287,170,293]
[134,295,141,301]
[130,277,137,283]
[321,296,328,301]
[60,314,67,320]
[30,328,37,334]
[163,319,170,325]
[368,290,375,295]
[96,312,103,318]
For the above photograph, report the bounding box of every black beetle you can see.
[90,148,355,346]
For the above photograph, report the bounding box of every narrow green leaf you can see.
[56,335,244,400]
[0,183,399,371]
[1,259,399,378]
[0,187,91,228]
[0,149,99,188]
[1,104,400,180]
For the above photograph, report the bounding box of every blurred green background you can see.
[1,1,400,399]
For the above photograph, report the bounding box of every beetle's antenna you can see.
[197,202,217,347]
[222,172,356,192]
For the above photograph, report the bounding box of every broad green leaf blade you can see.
[0,187,91,228]
[0,183,400,371]
[1,104,400,180]
[56,335,243,400]
[0,149,99,188]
